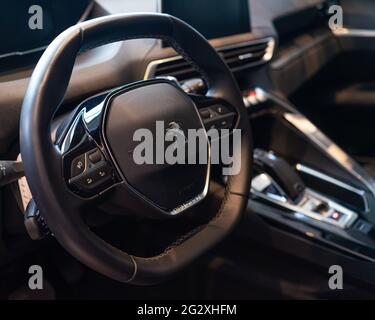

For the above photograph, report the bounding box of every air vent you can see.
[144,37,275,80]
[219,37,275,72]
[144,56,200,81]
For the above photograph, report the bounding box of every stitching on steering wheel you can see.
[132,178,233,262]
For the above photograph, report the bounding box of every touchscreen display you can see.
[161,0,251,41]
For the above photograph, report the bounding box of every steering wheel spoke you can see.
[58,107,121,200]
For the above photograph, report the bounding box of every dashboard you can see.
[0,0,335,156]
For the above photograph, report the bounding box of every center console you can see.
[242,87,375,268]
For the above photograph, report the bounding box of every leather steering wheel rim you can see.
[20,13,252,285]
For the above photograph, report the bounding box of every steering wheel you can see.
[20,13,252,285]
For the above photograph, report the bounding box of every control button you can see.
[315,202,329,214]
[94,166,112,182]
[88,149,103,164]
[199,108,212,119]
[329,211,344,221]
[85,177,94,186]
[217,115,235,129]
[213,105,229,115]
[78,173,98,189]
[71,154,86,178]
[72,163,113,193]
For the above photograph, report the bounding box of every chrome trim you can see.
[252,185,358,229]
[296,164,369,212]
[168,101,212,215]
[333,28,375,38]
[252,173,288,203]
[144,55,181,81]
[60,110,85,154]
[303,189,358,228]
[169,144,211,216]
[283,113,375,196]
[248,90,375,197]
[0,45,48,60]
[143,37,276,80]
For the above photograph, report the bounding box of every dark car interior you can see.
[1,0,375,300]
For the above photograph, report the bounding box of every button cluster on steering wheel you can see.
[66,145,116,198]
[70,148,112,188]
[198,104,236,130]
[61,112,119,199]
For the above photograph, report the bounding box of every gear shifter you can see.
[251,149,358,229]
[253,149,305,203]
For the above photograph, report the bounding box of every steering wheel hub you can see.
[103,81,210,214]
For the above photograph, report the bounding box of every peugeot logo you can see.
[166,122,186,143]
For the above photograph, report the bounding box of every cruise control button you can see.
[88,149,103,164]
[76,173,98,189]
[71,154,86,178]
[73,165,113,191]
[84,176,95,186]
